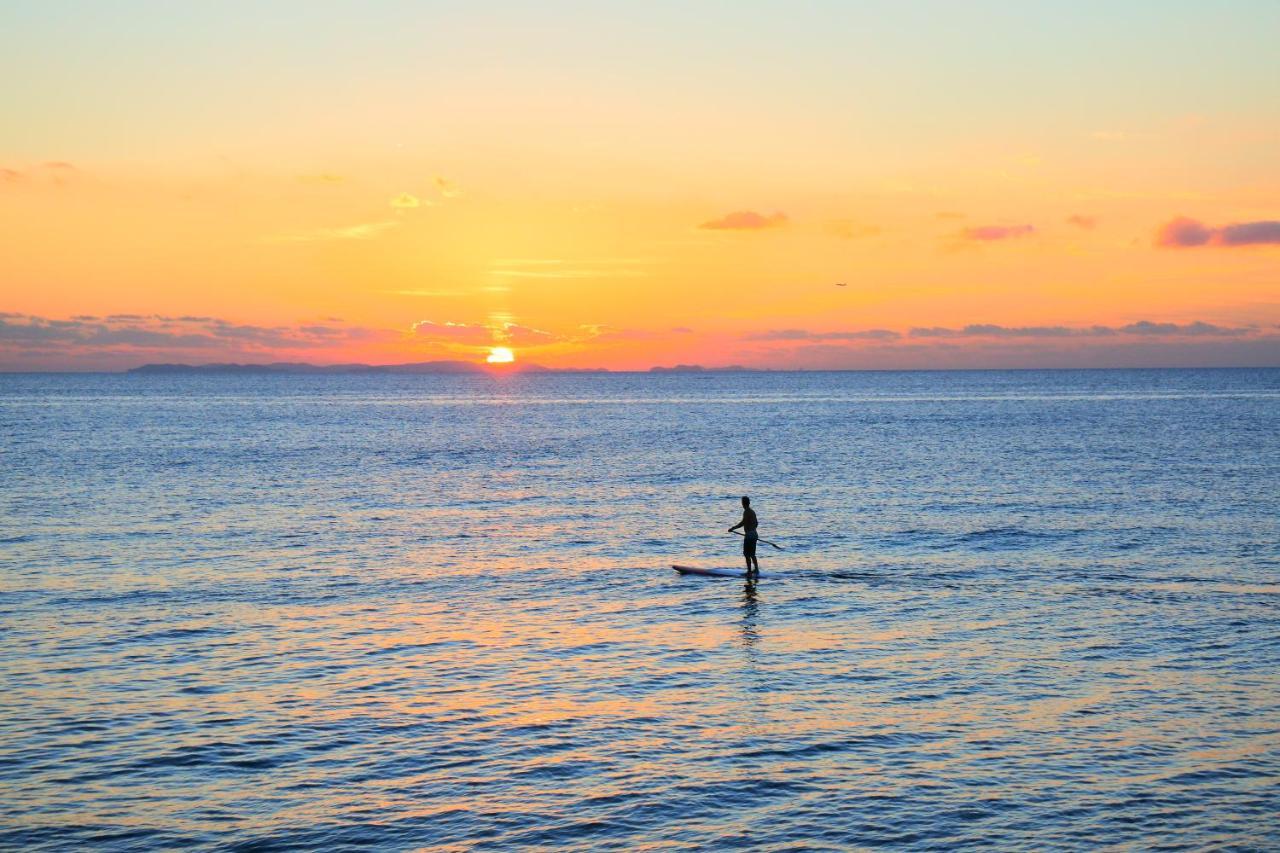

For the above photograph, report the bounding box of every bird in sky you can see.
[834,282,848,287]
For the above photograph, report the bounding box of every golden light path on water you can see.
[1,369,1278,849]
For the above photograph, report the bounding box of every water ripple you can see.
[1,369,1278,849]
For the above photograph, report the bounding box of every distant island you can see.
[648,364,762,373]
[126,361,759,375]
[128,361,617,375]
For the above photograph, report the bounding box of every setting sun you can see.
[486,347,515,364]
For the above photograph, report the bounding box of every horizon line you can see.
[3,364,1279,375]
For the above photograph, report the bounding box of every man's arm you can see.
[728,513,745,533]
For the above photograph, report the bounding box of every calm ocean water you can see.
[2,368,1278,850]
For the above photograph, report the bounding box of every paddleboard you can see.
[672,564,776,579]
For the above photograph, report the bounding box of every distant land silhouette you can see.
[128,361,596,375]
[648,364,759,373]
[123,361,763,375]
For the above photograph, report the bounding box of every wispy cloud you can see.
[699,210,789,231]
[1155,216,1280,247]
[488,257,649,280]
[576,325,670,342]
[748,328,901,341]
[960,224,1035,241]
[411,320,492,343]
[390,192,421,209]
[908,321,1250,339]
[268,220,399,243]
[411,319,557,347]
[498,323,555,346]
[1066,214,1098,229]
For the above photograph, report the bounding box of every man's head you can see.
[741,496,751,508]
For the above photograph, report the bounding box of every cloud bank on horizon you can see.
[4,311,1277,372]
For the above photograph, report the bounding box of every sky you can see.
[2,0,1278,370]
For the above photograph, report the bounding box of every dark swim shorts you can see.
[743,531,758,557]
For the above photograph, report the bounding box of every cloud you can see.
[411,320,492,343]
[907,321,1250,339]
[1118,320,1248,337]
[0,313,389,362]
[576,325,669,342]
[960,224,1035,241]
[498,323,555,346]
[414,318,661,347]
[1218,220,1280,246]
[1155,216,1280,247]
[748,337,1280,371]
[269,220,399,242]
[699,210,789,231]
[410,320,557,347]
[488,257,649,280]
[298,173,344,184]
[390,192,421,209]
[1066,215,1098,229]
[744,320,1276,370]
[748,328,901,341]
[0,168,22,182]
[434,176,461,198]
[1155,216,1213,247]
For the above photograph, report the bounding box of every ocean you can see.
[2,368,1278,850]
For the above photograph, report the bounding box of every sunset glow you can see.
[486,347,515,364]
[1,2,1277,370]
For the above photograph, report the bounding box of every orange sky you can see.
[2,2,1278,369]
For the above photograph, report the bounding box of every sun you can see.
[486,346,515,364]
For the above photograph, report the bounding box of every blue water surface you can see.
[1,368,1278,850]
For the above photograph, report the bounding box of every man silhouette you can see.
[728,496,760,576]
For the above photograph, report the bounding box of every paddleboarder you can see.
[728,496,760,576]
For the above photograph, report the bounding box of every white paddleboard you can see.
[672,564,776,579]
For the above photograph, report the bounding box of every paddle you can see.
[731,529,784,550]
